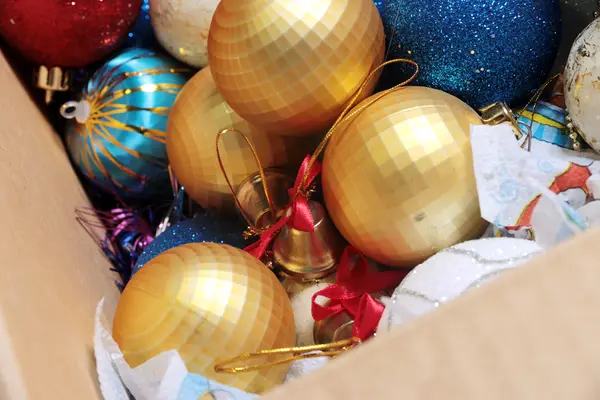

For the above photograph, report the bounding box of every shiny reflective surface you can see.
[113,243,295,394]
[273,201,345,279]
[208,0,385,136]
[65,48,190,199]
[167,68,320,213]
[322,87,488,267]
[235,169,294,229]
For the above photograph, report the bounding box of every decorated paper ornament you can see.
[377,238,542,333]
[515,101,590,152]
[63,48,190,200]
[564,17,600,153]
[208,0,385,136]
[113,243,295,394]
[132,212,248,274]
[375,0,561,108]
[149,0,219,67]
[322,87,488,267]
[167,68,320,212]
[0,0,141,67]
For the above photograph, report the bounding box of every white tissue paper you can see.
[94,299,259,400]
[471,123,592,247]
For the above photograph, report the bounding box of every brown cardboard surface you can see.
[264,228,600,399]
[0,51,120,399]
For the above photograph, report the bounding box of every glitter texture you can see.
[0,0,142,67]
[126,0,156,48]
[379,238,542,332]
[132,212,248,274]
[375,0,562,108]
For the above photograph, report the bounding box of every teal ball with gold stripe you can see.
[63,48,192,200]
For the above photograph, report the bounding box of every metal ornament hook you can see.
[479,102,523,139]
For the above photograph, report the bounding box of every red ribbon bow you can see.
[312,247,408,340]
[245,155,321,259]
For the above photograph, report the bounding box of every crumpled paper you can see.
[471,124,595,247]
[94,299,259,400]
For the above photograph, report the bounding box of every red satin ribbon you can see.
[312,247,407,340]
[245,155,321,259]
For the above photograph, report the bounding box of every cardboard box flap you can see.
[264,228,600,399]
[0,51,120,399]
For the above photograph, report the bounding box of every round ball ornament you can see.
[113,243,295,394]
[564,18,600,153]
[322,87,488,267]
[167,67,320,212]
[0,0,141,67]
[375,0,561,108]
[63,48,191,200]
[149,0,220,67]
[208,0,386,137]
[132,212,248,274]
[377,238,542,333]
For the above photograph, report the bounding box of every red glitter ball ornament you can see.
[0,0,142,68]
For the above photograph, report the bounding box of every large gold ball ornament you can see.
[112,243,295,394]
[322,87,488,268]
[207,0,386,137]
[167,68,320,213]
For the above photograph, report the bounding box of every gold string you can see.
[515,74,561,151]
[294,58,419,202]
[215,128,277,236]
[214,337,360,374]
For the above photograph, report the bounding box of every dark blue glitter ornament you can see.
[374,0,561,108]
[132,211,249,275]
[126,0,156,48]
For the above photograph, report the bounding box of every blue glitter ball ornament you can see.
[126,0,157,48]
[132,212,249,274]
[63,48,191,200]
[374,0,561,108]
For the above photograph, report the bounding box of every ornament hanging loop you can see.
[295,58,420,203]
[214,337,360,374]
[216,128,276,235]
[60,100,91,124]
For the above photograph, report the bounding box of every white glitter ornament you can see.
[377,238,542,333]
[149,0,220,67]
[565,17,600,152]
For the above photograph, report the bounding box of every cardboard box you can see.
[3,49,600,400]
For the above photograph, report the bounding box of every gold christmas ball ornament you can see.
[167,68,320,213]
[149,0,220,67]
[208,0,386,137]
[322,87,488,268]
[112,243,295,394]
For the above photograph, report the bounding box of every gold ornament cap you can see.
[35,65,73,104]
[273,201,346,280]
[479,101,522,139]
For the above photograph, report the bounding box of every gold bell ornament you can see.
[112,242,295,394]
[311,247,407,344]
[322,86,489,267]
